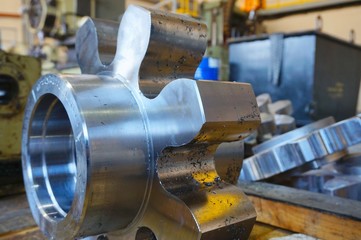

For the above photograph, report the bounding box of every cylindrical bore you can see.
[22,74,152,239]
[27,93,77,219]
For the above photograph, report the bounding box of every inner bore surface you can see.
[28,93,76,220]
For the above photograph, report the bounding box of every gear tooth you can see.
[241,116,361,181]
[76,18,104,74]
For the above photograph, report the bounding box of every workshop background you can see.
[1,0,361,240]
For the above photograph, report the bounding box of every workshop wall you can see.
[263,6,361,113]
[263,6,361,45]
[0,0,23,51]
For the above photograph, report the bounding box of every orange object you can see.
[263,0,320,10]
[241,0,262,12]
[0,12,21,18]
[239,0,322,11]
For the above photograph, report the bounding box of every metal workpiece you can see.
[285,154,361,201]
[274,114,296,135]
[22,5,260,240]
[253,116,335,154]
[268,100,293,115]
[240,116,361,181]
[256,93,272,113]
[257,113,275,142]
[214,141,245,184]
[254,95,295,143]
[76,7,207,98]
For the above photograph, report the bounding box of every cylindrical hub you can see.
[22,74,152,239]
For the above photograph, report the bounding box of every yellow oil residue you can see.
[193,193,239,225]
[192,170,218,185]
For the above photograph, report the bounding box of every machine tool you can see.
[22,5,260,239]
[0,49,41,195]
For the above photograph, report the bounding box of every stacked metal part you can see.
[240,114,361,200]
[257,93,296,140]
[21,5,261,240]
[288,154,361,200]
[244,93,296,156]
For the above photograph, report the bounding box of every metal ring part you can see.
[22,5,260,240]
[240,116,361,181]
[253,116,335,154]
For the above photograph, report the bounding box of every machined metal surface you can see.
[285,154,361,201]
[257,113,275,142]
[274,114,296,135]
[256,93,271,113]
[22,5,260,240]
[254,94,295,143]
[76,9,207,98]
[268,100,293,115]
[240,116,361,181]
[252,116,335,154]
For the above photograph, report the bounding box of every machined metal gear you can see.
[240,116,361,181]
[22,5,260,240]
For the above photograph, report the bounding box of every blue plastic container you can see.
[194,57,219,80]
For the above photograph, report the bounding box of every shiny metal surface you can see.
[257,113,275,142]
[22,5,260,240]
[253,116,335,154]
[76,10,207,98]
[214,141,244,184]
[268,100,293,115]
[274,114,296,135]
[256,93,271,113]
[255,95,295,143]
[240,116,361,181]
[287,154,361,201]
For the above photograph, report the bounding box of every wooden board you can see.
[0,194,36,234]
[0,193,45,239]
[249,223,292,240]
[5,186,356,239]
[239,182,361,240]
[0,193,292,240]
